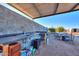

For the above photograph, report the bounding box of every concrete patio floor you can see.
[35,33,79,56]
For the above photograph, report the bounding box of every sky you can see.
[34,11,79,29]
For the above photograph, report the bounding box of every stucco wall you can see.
[0,5,47,34]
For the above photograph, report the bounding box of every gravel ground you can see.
[35,33,79,56]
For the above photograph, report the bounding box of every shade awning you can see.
[9,3,79,19]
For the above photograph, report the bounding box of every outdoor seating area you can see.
[0,32,47,56]
[0,3,79,56]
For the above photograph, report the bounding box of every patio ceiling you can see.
[9,3,79,19]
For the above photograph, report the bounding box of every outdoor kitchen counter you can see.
[0,34,27,44]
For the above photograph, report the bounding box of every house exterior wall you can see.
[0,5,47,35]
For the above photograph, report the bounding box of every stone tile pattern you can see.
[35,33,79,56]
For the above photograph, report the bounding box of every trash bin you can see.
[0,50,3,56]
[0,46,3,56]
[36,39,41,48]
[31,40,38,49]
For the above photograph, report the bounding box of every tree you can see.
[56,26,64,32]
[48,28,55,32]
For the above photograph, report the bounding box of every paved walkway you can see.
[35,33,79,56]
